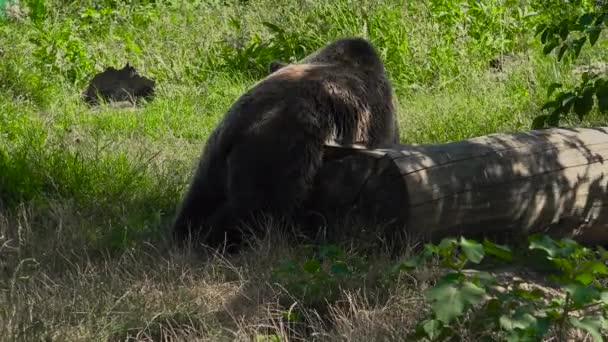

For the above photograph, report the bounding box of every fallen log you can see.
[307,127,608,245]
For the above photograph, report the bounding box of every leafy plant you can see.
[271,244,367,309]
[28,19,94,85]
[212,18,320,79]
[533,2,608,128]
[404,235,608,341]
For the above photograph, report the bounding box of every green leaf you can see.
[459,237,485,264]
[514,287,545,300]
[437,238,457,258]
[547,82,563,97]
[499,311,538,332]
[426,280,486,323]
[303,260,321,274]
[569,316,604,342]
[573,87,595,120]
[589,26,602,47]
[565,284,600,308]
[541,26,551,44]
[580,13,594,26]
[482,239,512,261]
[420,319,444,340]
[543,39,560,55]
[535,23,547,37]
[561,92,577,107]
[529,234,559,257]
[574,272,595,285]
[573,36,587,58]
[578,260,608,276]
[599,291,608,305]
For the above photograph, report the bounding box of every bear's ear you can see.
[268,60,288,73]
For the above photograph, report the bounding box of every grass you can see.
[1,0,608,340]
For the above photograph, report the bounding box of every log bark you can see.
[307,127,608,245]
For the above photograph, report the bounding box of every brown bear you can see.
[171,37,400,251]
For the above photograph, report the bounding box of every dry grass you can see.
[2,0,607,340]
[0,203,437,341]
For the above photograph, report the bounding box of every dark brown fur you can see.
[82,63,155,106]
[171,37,400,251]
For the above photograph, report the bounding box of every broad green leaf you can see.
[420,319,444,340]
[535,23,547,37]
[426,280,486,323]
[438,238,457,251]
[303,260,321,274]
[575,272,595,285]
[561,92,577,107]
[437,238,458,260]
[589,26,602,46]
[459,237,485,264]
[569,317,604,342]
[559,238,583,257]
[483,239,512,261]
[573,36,587,58]
[472,271,498,287]
[514,287,544,300]
[499,310,538,331]
[599,291,608,305]
[541,26,553,44]
[565,284,600,308]
[580,13,594,26]
[578,260,608,276]
[529,234,559,257]
[547,82,563,97]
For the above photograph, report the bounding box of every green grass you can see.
[1,0,608,340]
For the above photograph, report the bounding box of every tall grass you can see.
[1,0,607,340]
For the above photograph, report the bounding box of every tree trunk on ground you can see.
[307,127,608,245]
